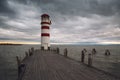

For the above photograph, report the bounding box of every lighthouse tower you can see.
[41,14,51,50]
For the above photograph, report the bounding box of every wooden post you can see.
[41,46,44,50]
[92,48,97,55]
[16,56,20,66]
[25,52,28,57]
[64,48,68,57]
[88,54,92,66]
[28,49,31,56]
[83,48,87,53]
[31,47,34,53]
[48,47,50,51]
[29,48,33,56]
[56,47,59,54]
[81,50,85,63]
[105,49,110,56]
[16,56,21,76]
[16,56,26,77]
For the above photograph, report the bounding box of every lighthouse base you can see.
[41,46,50,50]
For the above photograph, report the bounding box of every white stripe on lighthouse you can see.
[41,29,50,33]
[41,24,50,27]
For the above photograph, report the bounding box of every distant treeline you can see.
[0,43,22,45]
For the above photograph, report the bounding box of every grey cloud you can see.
[0,0,16,18]
[0,0,120,43]
[103,36,120,41]
[0,0,12,13]
[0,0,40,35]
[0,21,8,29]
[20,0,120,17]
[6,0,120,17]
[8,0,120,20]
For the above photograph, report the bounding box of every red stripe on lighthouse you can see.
[41,22,50,24]
[41,33,50,37]
[41,26,49,29]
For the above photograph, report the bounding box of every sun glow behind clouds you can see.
[100,42,120,45]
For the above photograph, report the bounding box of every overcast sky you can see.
[0,0,120,44]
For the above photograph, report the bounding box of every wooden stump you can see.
[81,50,85,63]
[56,47,59,54]
[64,48,68,57]
[88,54,92,66]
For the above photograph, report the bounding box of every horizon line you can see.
[0,41,120,45]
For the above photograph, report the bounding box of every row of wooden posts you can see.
[16,47,60,77]
[56,48,93,66]
[61,48,111,66]
[16,47,111,77]
[16,47,35,77]
[81,49,92,66]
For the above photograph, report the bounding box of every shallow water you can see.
[0,45,120,80]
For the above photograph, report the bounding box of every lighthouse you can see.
[41,14,51,50]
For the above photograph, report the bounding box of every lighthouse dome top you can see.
[41,14,50,17]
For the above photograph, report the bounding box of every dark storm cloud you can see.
[15,0,120,17]
[0,0,16,18]
[0,0,12,13]
[1,0,120,21]
[0,0,40,35]
[0,0,17,35]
